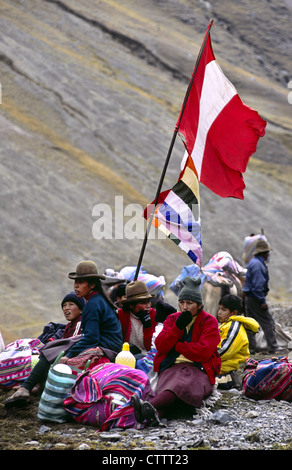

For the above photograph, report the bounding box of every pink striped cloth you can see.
[63,362,151,431]
[0,338,43,388]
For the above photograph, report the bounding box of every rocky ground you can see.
[1,302,291,453]
[0,357,291,453]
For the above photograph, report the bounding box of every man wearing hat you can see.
[118,281,157,357]
[243,240,278,353]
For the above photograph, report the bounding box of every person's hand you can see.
[130,344,142,355]
[260,303,268,310]
[175,310,192,329]
[136,310,152,328]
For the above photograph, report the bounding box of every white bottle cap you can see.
[53,363,72,374]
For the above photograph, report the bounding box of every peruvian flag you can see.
[177,22,267,199]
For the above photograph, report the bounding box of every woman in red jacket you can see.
[131,277,221,425]
[118,281,157,357]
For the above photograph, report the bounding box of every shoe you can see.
[141,401,160,427]
[4,387,31,408]
[130,394,144,423]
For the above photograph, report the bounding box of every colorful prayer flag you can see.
[144,156,202,266]
[177,23,267,199]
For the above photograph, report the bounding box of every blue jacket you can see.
[66,293,123,358]
[243,255,269,304]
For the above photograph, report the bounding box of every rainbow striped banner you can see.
[144,155,202,266]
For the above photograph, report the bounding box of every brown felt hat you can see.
[122,281,153,305]
[68,260,106,280]
[253,240,271,255]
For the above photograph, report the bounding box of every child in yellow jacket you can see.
[216,294,259,390]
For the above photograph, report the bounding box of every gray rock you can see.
[209,410,237,425]
[99,432,123,442]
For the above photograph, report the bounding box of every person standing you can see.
[243,240,278,354]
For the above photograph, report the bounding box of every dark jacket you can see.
[243,255,269,304]
[66,293,123,358]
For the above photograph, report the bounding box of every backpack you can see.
[242,356,292,401]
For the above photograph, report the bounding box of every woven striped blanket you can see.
[242,357,292,401]
[0,338,43,388]
[63,362,150,431]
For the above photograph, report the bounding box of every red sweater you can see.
[63,315,82,338]
[118,307,157,351]
[153,310,221,385]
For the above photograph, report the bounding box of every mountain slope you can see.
[0,0,291,342]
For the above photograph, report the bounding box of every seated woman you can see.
[217,294,260,390]
[60,260,123,363]
[5,260,123,407]
[118,281,157,358]
[4,291,84,407]
[131,277,221,425]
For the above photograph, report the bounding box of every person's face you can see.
[217,304,232,323]
[178,300,201,317]
[131,299,151,314]
[116,295,127,307]
[62,301,82,322]
[74,279,95,298]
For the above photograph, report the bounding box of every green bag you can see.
[38,352,89,423]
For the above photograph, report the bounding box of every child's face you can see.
[62,301,81,322]
[218,304,232,323]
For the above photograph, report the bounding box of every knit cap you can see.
[178,277,202,304]
[61,291,85,311]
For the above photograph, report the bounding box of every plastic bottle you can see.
[115,342,136,368]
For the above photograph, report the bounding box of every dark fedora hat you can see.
[68,260,106,280]
[122,281,153,305]
[253,240,271,255]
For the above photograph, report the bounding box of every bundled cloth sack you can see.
[0,338,44,389]
[119,266,166,302]
[63,362,151,431]
[242,234,268,265]
[170,252,246,295]
[242,356,292,401]
[0,322,67,389]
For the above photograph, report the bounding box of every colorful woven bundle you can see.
[0,338,43,389]
[63,362,150,431]
[242,357,292,401]
[119,266,165,295]
[242,234,268,265]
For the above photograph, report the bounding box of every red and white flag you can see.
[177,22,267,199]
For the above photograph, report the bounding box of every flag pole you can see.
[134,19,214,281]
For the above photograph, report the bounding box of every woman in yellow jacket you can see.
[217,294,259,390]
